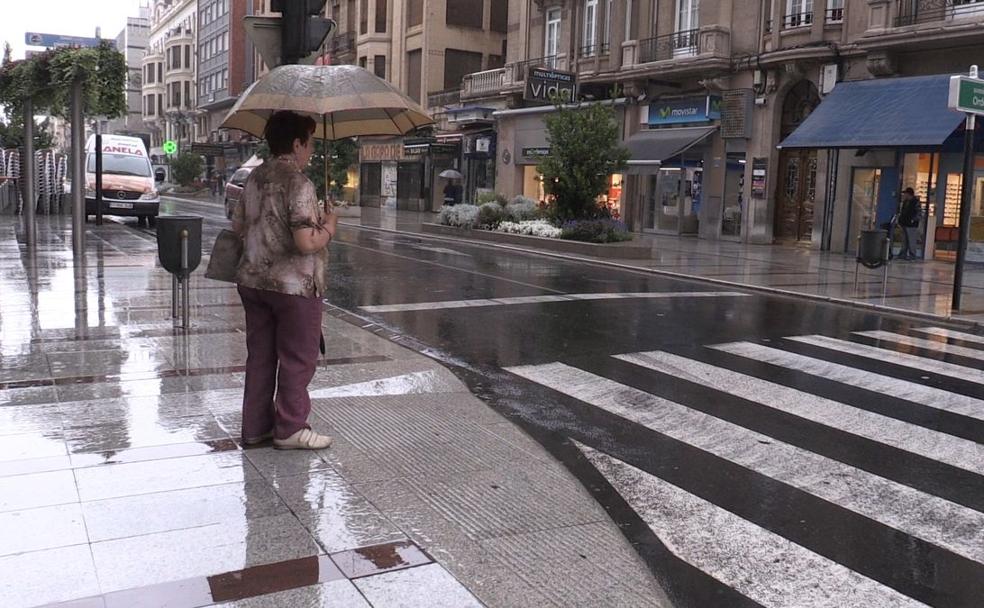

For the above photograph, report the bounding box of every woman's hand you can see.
[292,210,336,254]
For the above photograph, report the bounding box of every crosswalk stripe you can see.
[505,362,984,567]
[574,442,928,608]
[711,341,984,422]
[788,335,984,385]
[359,291,749,313]
[856,330,984,362]
[914,326,984,346]
[615,351,984,476]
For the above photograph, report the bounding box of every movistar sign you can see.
[648,96,721,125]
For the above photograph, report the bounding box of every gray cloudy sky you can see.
[2,1,146,60]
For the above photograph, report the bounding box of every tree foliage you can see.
[0,41,126,119]
[0,115,55,149]
[256,136,358,200]
[170,152,204,187]
[537,102,629,222]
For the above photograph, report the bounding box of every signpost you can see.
[948,67,984,311]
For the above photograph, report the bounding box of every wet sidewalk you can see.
[0,215,668,608]
[340,207,984,325]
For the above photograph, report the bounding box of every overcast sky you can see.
[2,1,146,60]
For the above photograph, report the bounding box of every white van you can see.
[85,134,161,224]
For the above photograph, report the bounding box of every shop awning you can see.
[624,126,717,175]
[778,74,965,149]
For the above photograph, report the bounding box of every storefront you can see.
[778,74,979,261]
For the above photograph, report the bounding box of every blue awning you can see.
[778,75,966,149]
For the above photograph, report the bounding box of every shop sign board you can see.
[948,75,984,115]
[360,142,405,162]
[648,96,722,126]
[25,32,111,49]
[522,147,551,158]
[524,68,577,104]
[751,157,767,198]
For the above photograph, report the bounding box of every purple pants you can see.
[238,285,323,440]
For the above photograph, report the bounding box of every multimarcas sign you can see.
[648,96,722,125]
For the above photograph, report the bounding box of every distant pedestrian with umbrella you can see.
[231,110,336,450]
[440,168,463,206]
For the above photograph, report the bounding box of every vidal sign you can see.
[524,67,577,104]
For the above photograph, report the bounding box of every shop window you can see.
[375,0,387,32]
[721,152,746,237]
[360,163,382,196]
[397,162,423,201]
[444,49,482,90]
[491,0,508,33]
[373,55,386,79]
[446,0,483,29]
[407,0,423,27]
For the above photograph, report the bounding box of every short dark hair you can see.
[904,187,915,195]
[264,111,317,156]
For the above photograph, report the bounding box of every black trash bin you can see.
[855,229,890,295]
[157,215,202,277]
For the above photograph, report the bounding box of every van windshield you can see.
[86,153,152,177]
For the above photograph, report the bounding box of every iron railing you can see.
[896,0,984,26]
[637,29,700,64]
[782,11,814,28]
[826,7,845,22]
[578,42,611,57]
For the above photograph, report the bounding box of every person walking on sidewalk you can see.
[231,110,337,450]
[898,187,922,260]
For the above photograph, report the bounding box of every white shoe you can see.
[273,428,333,450]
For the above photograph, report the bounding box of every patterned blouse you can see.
[232,157,328,297]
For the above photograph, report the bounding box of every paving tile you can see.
[0,385,59,406]
[82,479,287,542]
[244,446,333,480]
[0,503,88,557]
[205,554,346,606]
[61,415,230,455]
[70,438,239,468]
[330,541,431,579]
[74,451,259,502]
[90,512,323,593]
[0,544,101,608]
[353,563,483,608]
[269,469,407,553]
[0,469,79,512]
[210,579,371,608]
[0,431,68,463]
[0,454,74,478]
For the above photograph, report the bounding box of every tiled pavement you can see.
[0,215,669,608]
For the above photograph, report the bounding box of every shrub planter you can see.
[422,223,652,259]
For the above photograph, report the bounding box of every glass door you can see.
[656,168,682,232]
[846,168,880,252]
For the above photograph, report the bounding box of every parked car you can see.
[224,167,253,219]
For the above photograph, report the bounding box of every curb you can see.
[341,221,984,332]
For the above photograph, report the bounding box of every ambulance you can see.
[85,134,161,224]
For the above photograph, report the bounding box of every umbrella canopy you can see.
[438,169,463,179]
[220,64,433,140]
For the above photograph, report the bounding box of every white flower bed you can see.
[438,204,481,228]
[496,219,562,239]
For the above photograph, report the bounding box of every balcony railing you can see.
[509,56,559,81]
[427,88,461,108]
[782,11,814,28]
[826,7,845,22]
[578,42,611,57]
[896,0,984,26]
[637,29,699,63]
[462,68,505,98]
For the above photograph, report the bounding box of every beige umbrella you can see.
[221,64,433,205]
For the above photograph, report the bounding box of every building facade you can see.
[107,7,152,139]
[141,0,199,159]
[449,0,984,254]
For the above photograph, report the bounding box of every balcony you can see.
[462,68,505,100]
[637,29,699,63]
[578,42,611,57]
[896,0,984,25]
[782,11,814,28]
[427,89,461,109]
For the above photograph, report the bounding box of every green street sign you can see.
[948,75,984,115]
[162,140,178,155]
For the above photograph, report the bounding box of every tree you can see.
[0,114,55,149]
[170,152,204,187]
[537,101,630,222]
[256,136,358,200]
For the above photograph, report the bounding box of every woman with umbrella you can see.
[441,168,463,206]
[231,111,336,450]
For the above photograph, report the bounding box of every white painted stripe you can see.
[914,326,984,346]
[856,330,984,362]
[360,291,749,313]
[711,341,984,422]
[506,362,984,567]
[789,335,984,385]
[575,443,928,608]
[616,351,984,475]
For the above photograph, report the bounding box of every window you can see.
[347,0,356,31]
[185,81,191,107]
[601,0,611,49]
[443,49,482,90]
[157,62,162,82]
[677,0,699,32]
[359,56,367,68]
[407,0,423,27]
[373,54,386,78]
[406,49,422,103]
[784,0,814,27]
[583,0,597,54]
[185,45,191,68]
[488,54,504,69]
[544,8,561,63]
[491,0,508,33]
[826,0,844,22]
[360,0,368,33]
[375,0,387,32]
[447,0,483,28]
[157,93,163,115]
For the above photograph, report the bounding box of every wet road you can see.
[165,197,984,608]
